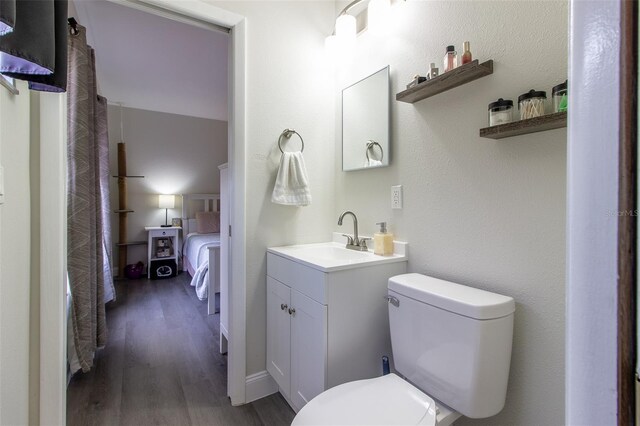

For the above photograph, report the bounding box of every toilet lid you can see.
[292,374,437,426]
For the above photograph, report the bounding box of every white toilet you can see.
[292,273,515,426]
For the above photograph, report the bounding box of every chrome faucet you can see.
[338,211,370,251]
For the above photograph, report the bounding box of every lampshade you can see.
[324,34,338,57]
[335,14,356,40]
[158,194,175,209]
[367,0,390,32]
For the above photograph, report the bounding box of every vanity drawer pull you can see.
[280,303,288,311]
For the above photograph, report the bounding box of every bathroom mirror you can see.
[342,66,390,171]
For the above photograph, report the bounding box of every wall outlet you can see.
[391,185,402,209]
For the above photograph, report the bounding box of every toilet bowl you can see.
[291,373,461,426]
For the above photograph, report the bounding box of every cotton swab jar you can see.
[518,89,547,120]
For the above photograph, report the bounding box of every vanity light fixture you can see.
[335,13,357,40]
[367,0,391,32]
[326,0,396,49]
[326,0,361,48]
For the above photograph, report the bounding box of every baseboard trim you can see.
[245,370,278,403]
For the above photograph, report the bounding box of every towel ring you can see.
[278,128,304,153]
[366,140,384,161]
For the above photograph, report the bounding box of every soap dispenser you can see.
[374,222,394,256]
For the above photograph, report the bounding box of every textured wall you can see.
[333,1,568,425]
[214,0,337,375]
[107,106,228,270]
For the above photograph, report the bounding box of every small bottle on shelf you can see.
[427,62,439,79]
[443,45,457,73]
[460,41,472,65]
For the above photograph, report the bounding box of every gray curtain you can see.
[0,0,15,35]
[96,91,115,304]
[67,24,114,373]
[0,0,69,92]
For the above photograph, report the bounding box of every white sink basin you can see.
[294,245,372,261]
[267,234,407,272]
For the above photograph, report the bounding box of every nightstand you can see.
[145,226,181,279]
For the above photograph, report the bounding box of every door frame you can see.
[618,0,638,423]
[41,1,248,422]
[38,93,68,425]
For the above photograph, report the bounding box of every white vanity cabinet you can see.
[267,277,326,411]
[266,246,407,412]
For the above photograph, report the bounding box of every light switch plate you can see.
[391,185,402,209]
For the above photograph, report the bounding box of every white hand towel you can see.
[271,152,312,206]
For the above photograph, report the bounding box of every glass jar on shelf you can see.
[488,98,514,126]
[552,80,568,112]
[518,89,547,120]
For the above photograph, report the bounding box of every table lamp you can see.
[158,194,175,227]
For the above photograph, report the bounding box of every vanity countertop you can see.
[267,233,408,272]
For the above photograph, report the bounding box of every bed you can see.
[181,193,221,315]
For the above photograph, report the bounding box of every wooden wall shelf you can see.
[114,209,134,213]
[112,175,144,178]
[396,59,494,103]
[479,111,567,139]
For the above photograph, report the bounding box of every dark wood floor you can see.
[67,273,295,426]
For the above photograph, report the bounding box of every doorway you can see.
[39,1,248,423]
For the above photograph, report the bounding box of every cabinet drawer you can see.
[149,229,175,238]
[267,253,326,304]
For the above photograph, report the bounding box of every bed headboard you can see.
[181,193,220,234]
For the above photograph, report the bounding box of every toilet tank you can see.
[387,273,515,419]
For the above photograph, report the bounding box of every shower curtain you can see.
[67,24,114,373]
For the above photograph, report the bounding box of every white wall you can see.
[107,105,228,271]
[566,0,619,423]
[212,0,337,375]
[0,80,32,425]
[333,2,568,425]
[76,1,229,121]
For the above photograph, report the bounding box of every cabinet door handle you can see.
[288,307,296,316]
[280,303,288,311]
